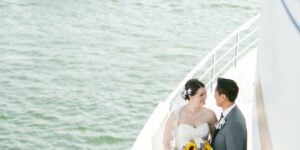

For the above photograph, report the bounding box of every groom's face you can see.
[214,90,223,107]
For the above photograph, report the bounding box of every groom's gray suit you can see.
[213,106,247,150]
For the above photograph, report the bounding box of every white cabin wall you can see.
[258,0,300,149]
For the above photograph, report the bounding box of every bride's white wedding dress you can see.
[174,123,210,149]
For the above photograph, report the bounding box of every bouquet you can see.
[183,139,197,150]
[183,139,213,150]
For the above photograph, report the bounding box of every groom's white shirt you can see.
[222,104,236,118]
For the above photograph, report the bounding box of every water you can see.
[0,0,259,149]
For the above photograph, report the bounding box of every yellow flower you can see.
[183,139,213,150]
[184,140,197,150]
[202,140,213,150]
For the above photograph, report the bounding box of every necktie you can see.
[218,113,224,123]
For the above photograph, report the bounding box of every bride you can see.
[163,79,217,150]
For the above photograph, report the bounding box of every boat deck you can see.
[132,49,259,150]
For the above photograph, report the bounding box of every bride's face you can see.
[190,87,207,104]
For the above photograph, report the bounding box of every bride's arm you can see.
[163,112,176,150]
[208,110,217,141]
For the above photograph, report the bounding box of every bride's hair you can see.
[182,79,205,101]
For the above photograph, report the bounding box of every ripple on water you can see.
[86,135,123,144]
[0,115,8,120]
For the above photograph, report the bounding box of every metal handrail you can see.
[206,38,259,87]
[200,26,260,81]
[165,14,261,110]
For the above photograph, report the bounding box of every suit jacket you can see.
[213,106,247,150]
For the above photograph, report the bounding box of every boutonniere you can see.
[215,117,226,130]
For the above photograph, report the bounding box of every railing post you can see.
[235,32,240,68]
[211,53,216,91]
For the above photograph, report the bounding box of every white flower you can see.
[183,88,192,97]
[187,89,192,95]
[195,138,204,146]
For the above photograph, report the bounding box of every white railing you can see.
[167,14,260,111]
[132,14,260,150]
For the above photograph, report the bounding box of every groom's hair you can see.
[216,78,239,102]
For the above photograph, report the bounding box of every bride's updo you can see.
[182,79,205,101]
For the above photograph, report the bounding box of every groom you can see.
[212,78,247,150]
